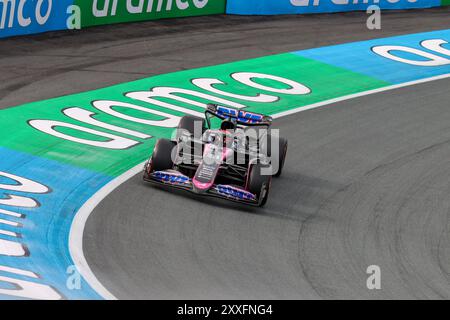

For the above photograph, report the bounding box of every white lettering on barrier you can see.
[93,0,117,17]
[0,0,52,29]
[17,0,30,27]
[372,40,450,66]
[176,0,189,10]
[127,0,144,14]
[0,0,16,28]
[290,0,418,6]
[156,0,171,11]
[192,0,208,9]
[146,0,153,12]
[35,0,51,25]
[93,0,207,16]
[290,0,320,5]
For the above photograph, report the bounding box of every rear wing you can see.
[206,104,272,127]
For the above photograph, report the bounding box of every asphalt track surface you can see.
[1,8,449,299]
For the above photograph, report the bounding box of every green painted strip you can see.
[441,0,450,5]
[0,53,388,176]
[75,0,227,28]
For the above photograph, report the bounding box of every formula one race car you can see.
[143,104,288,206]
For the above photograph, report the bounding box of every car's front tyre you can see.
[145,139,176,176]
[247,163,272,207]
[177,115,206,140]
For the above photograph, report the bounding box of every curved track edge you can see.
[74,72,450,299]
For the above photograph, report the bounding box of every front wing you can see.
[143,169,262,206]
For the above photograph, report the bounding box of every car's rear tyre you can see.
[147,138,176,173]
[247,163,272,207]
[177,115,206,140]
[262,135,288,177]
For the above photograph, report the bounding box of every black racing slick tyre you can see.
[273,137,288,177]
[247,163,272,207]
[262,135,288,177]
[177,115,206,140]
[147,139,176,173]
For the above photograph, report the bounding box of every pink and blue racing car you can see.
[143,104,288,207]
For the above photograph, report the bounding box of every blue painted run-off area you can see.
[293,29,450,84]
[0,147,111,299]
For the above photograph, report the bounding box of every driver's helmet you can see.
[220,119,236,131]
